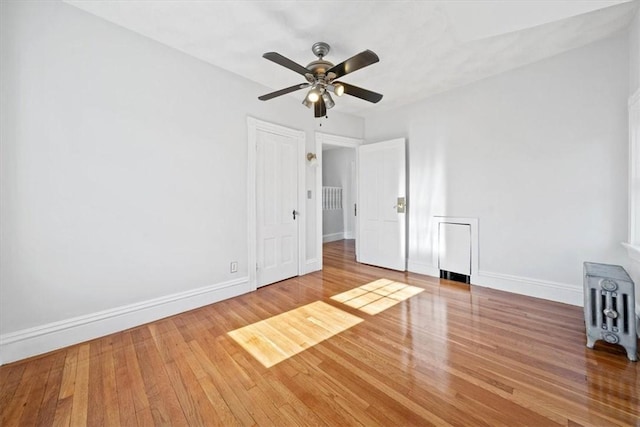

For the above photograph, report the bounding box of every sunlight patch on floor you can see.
[331,278,424,315]
[227,301,363,368]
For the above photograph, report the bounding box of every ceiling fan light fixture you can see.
[258,42,383,117]
[322,92,335,109]
[306,87,321,103]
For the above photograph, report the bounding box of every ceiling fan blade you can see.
[314,97,326,118]
[337,82,383,103]
[263,52,311,76]
[258,83,310,101]
[326,50,379,79]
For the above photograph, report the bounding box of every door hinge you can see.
[354,203,357,216]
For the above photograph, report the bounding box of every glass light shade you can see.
[333,83,345,96]
[322,92,335,109]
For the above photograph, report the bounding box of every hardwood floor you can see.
[1,239,639,426]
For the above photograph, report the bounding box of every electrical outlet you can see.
[230,261,238,273]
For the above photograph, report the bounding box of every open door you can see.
[357,138,406,271]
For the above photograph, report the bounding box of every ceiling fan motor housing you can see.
[311,42,330,58]
[306,59,333,74]
[308,43,334,87]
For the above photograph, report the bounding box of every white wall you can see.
[630,8,640,95]
[625,8,640,313]
[365,32,629,305]
[0,0,363,363]
[322,148,356,240]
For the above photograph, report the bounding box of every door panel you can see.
[357,138,406,271]
[257,130,299,286]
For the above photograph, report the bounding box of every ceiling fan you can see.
[258,42,383,118]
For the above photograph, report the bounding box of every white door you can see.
[256,129,299,287]
[357,138,406,271]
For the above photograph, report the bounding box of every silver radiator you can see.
[583,262,637,362]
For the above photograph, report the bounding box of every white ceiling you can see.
[65,0,638,116]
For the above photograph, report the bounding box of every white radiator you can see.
[583,262,637,361]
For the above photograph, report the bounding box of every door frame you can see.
[314,132,362,269]
[248,117,306,290]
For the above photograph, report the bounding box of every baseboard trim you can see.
[622,242,640,262]
[407,260,440,277]
[475,271,582,306]
[0,277,250,365]
[409,261,582,306]
[323,232,345,243]
[305,258,321,274]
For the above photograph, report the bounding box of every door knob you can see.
[292,210,299,220]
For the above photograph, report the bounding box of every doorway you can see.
[314,133,362,269]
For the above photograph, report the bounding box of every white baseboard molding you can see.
[407,260,440,278]
[305,258,321,274]
[0,277,250,365]
[408,261,582,306]
[323,232,346,243]
[622,242,640,262]
[344,231,355,239]
[474,271,582,306]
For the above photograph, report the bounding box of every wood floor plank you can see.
[1,363,35,426]
[121,330,155,426]
[16,355,55,425]
[260,368,329,426]
[157,320,220,426]
[189,340,256,426]
[57,346,78,401]
[87,340,106,427]
[34,351,66,426]
[52,396,72,427]
[100,337,121,427]
[111,333,137,426]
[132,328,189,426]
[191,374,242,426]
[0,363,25,412]
[69,344,90,427]
[1,239,638,426]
